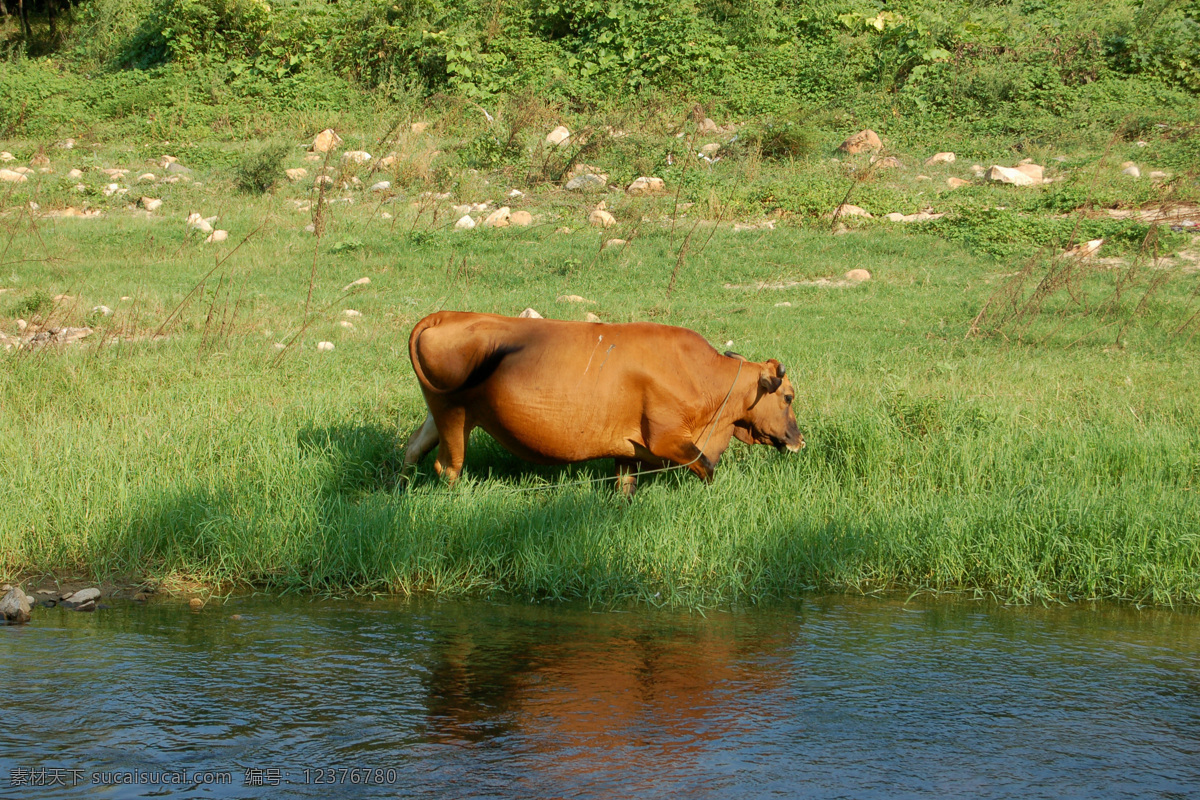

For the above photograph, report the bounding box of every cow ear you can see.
[758,367,783,394]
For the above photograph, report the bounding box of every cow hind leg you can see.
[400,412,440,485]
[432,408,472,486]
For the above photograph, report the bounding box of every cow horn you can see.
[778,362,786,377]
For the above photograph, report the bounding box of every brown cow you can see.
[400,311,803,494]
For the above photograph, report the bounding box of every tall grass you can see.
[1,176,1197,605]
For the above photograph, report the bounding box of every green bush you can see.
[235,141,288,194]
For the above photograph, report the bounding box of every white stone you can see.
[602,239,627,250]
[66,169,83,179]
[565,173,607,192]
[986,165,1036,186]
[0,169,28,183]
[1123,165,1141,178]
[586,312,602,323]
[343,309,362,318]
[342,277,370,291]
[483,207,511,228]
[285,168,308,181]
[1063,239,1104,259]
[338,320,354,329]
[0,152,13,162]
[140,197,162,212]
[546,126,571,146]
[832,203,872,218]
[699,143,721,156]
[369,181,391,192]
[518,308,542,319]
[187,213,214,233]
[102,183,125,197]
[343,150,372,164]
[845,269,871,282]
[510,210,533,227]
[627,176,665,196]
[205,230,228,243]
[312,129,342,153]
[557,294,593,304]
[924,152,956,165]
[317,341,335,352]
[92,305,113,316]
[775,302,792,307]
[1149,171,1168,180]
[137,173,156,183]
[588,209,616,228]
[454,215,476,230]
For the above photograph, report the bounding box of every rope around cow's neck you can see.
[442,359,744,495]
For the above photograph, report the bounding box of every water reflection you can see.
[2,596,1198,799]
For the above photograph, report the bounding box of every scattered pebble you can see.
[343,309,362,318]
[557,294,594,304]
[546,125,571,146]
[92,305,113,316]
[312,129,342,153]
[588,209,616,228]
[845,269,872,282]
[518,308,543,319]
[205,230,228,243]
[342,277,370,291]
[338,320,354,329]
[483,207,511,228]
[455,215,476,230]
[510,210,533,226]
[189,597,205,611]
[317,341,335,352]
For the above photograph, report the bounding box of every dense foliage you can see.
[3,0,1198,137]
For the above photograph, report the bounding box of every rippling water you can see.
[2,595,1198,799]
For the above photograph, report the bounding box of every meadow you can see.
[1,0,1198,606]
[2,109,1199,607]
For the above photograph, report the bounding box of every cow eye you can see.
[784,394,794,404]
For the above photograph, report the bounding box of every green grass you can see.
[0,118,1198,608]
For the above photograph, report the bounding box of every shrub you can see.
[235,141,288,194]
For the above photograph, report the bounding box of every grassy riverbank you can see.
[1,0,1198,605]
[1,115,1198,606]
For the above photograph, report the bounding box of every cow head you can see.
[728,356,804,453]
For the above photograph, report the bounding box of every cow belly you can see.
[470,388,641,464]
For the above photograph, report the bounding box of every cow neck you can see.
[694,358,745,447]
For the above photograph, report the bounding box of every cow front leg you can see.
[432,408,472,486]
[614,458,639,498]
[652,437,716,483]
[400,412,440,485]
